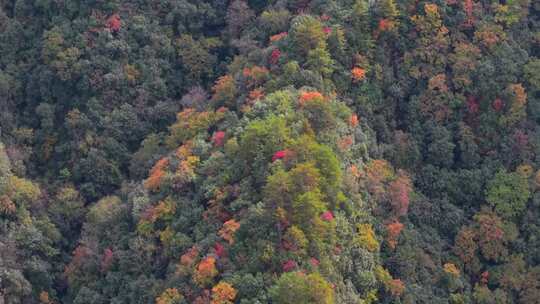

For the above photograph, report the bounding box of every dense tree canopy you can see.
[0,0,539,303]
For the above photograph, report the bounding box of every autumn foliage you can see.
[218,219,240,244]
[270,32,288,42]
[212,131,226,147]
[272,149,292,162]
[211,75,236,105]
[492,98,504,111]
[0,195,16,215]
[243,66,270,88]
[1,0,538,303]
[144,157,169,191]
[214,242,226,258]
[388,172,412,216]
[64,245,92,281]
[466,96,479,114]
[475,212,506,261]
[167,109,226,148]
[320,211,334,221]
[100,248,114,272]
[299,91,324,105]
[106,14,121,32]
[248,88,265,101]
[364,159,394,199]
[443,263,460,276]
[211,282,237,304]
[351,67,366,82]
[378,18,396,32]
[463,0,474,27]
[156,288,183,304]
[357,223,379,252]
[39,291,52,304]
[180,246,199,267]
[194,256,219,286]
[282,260,298,272]
[453,227,477,265]
[349,114,359,127]
[337,136,353,151]
[386,221,404,249]
[270,49,281,64]
[388,279,405,297]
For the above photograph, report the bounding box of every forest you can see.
[0,0,539,303]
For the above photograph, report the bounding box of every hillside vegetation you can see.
[0,0,539,303]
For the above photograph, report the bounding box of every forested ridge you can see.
[0,0,539,303]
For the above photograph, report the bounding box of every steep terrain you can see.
[0,0,539,303]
